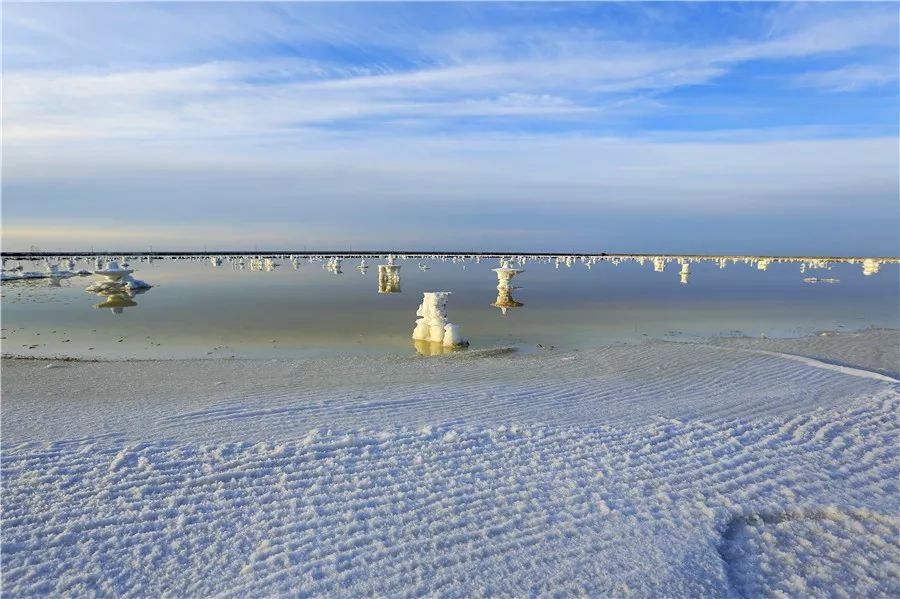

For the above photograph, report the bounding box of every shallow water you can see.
[1,255,898,359]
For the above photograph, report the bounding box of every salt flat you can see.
[2,331,898,597]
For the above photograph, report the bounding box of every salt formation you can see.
[378,255,401,293]
[492,260,524,315]
[94,260,133,281]
[0,258,93,281]
[412,292,468,348]
[653,257,666,272]
[679,263,690,285]
[87,261,152,293]
[249,258,278,272]
[862,259,881,276]
[325,257,343,275]
[493,259,523,290]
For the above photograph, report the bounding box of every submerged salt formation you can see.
[412,292,468,348]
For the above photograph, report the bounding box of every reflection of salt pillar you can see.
[679,263,690,285]
[412,292,467,348]
[862,259,881,276]
[492,287,523,315]
[492,261,524,315]
[756,259,770,271]
[378,263,401,293]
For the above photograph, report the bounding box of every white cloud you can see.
[793,63,899,92]
[3,3,897,146]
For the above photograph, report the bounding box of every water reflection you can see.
[93,291,138,314]
[492,286,523,315]
[413,339,467,356]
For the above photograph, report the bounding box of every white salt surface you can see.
[2,331,898,597]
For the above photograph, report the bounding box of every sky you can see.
[2,2,899,255]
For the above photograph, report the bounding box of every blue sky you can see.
[3,2,899,254]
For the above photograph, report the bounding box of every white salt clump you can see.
[412,292,468,348]
[124,275,151,290]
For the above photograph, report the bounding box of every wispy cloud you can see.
[4,3,898,145]
[793,63,900,92]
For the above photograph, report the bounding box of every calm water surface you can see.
[2,256,898,359]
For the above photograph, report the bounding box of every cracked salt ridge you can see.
[2,331,899,596]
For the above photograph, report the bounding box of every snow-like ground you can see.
[2,331,899,597]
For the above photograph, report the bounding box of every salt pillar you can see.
[492,260,524,315]
[412,292,468,348]
[862,259,881,276]
[378,255,401,293]
[653,257,666,272]
[493,260,523,292]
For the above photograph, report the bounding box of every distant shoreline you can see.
[4,250,899,261]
